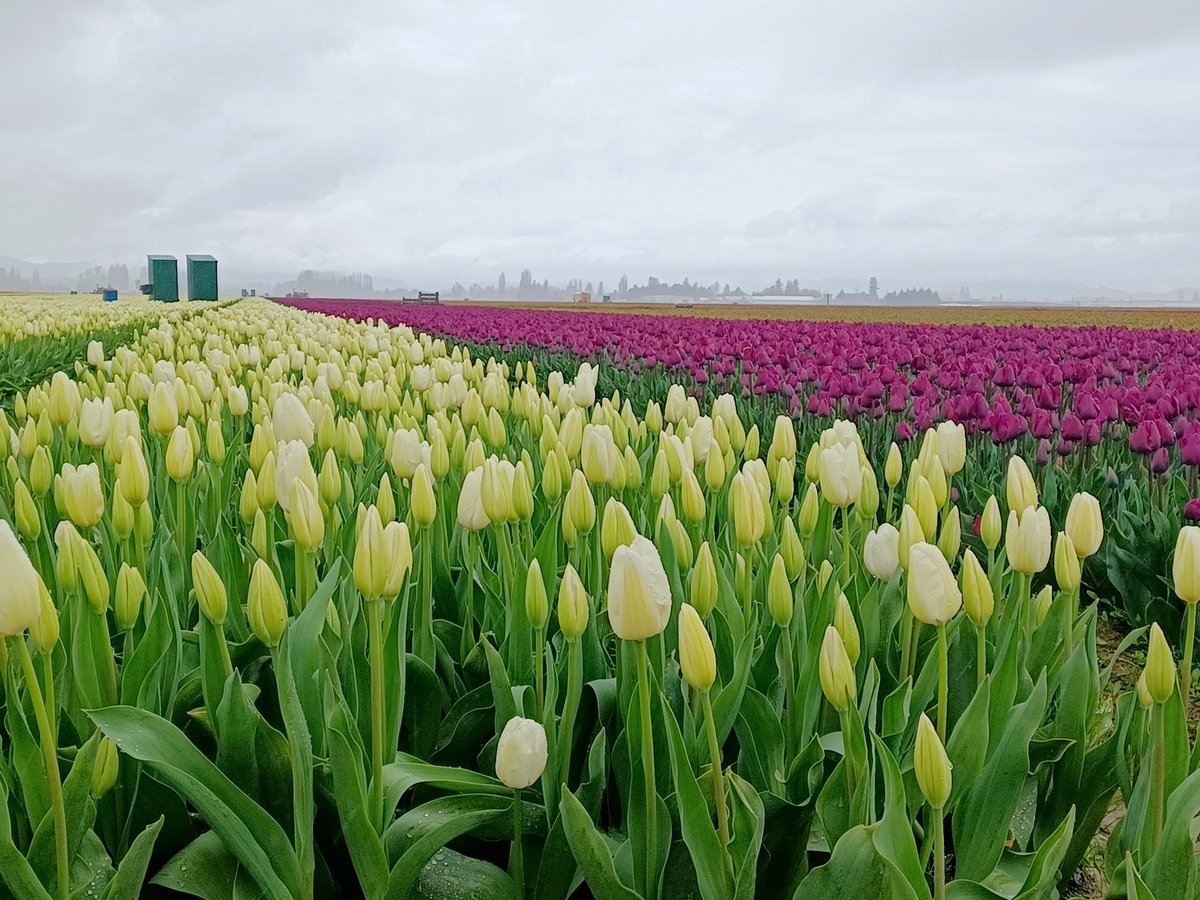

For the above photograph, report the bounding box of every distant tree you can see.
[498,272,506,297]
[868,276,879,296]
[618,275,629,296]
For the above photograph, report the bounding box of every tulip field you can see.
[3,296,1200,900]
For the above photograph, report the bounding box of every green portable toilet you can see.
[147,255,179,302]
[187,255,218,301]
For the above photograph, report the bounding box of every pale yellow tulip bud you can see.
[906,542,962,626]
[76,539,109,615]
[607,536,671,641]
[690,542,718,619]
[1173,526,1200,604]
[1146,622,1175,704]
[118,437,150,506]
[937,507,961,562]
[885,442,903,488]
[29,580,59,655]
[525,558,549,631]
[767,553,793,628]
[115,563,146,630]
[557,563,589,640]
[678,603,716,693]
[1054,532,1081,593]
[817,559,835,594]
[354,505,389,601]
[1005,507,1052,575]
[91,738,120,800]
[819,626,856,713]
[1034,585,1054,624]
[980,495,1002,551]
[780,516,806,583]
[248,559,288,648]
[382,521,412,596]
[960,549,993,626]
[0,521,42,636]
[914,713,952,808]
[1065,492,1103,559]
[149,381,179,435]
[1005,456,1038,515]
[798,483,820,536]
[166,425,194,482]
[834,591,860,664]
[601,499,637,560]
[192,551,228,626]
[495,716,547,789]
[289,480,325,553]
[412,464,438,527]
[318,449,342,505]
[13,480,40,541]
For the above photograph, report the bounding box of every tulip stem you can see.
[701,691,732,867]
[1183,602,1196,723]
[510,787,525,897]
[215,624,234,679]
[175,480,187,589]
[933,804,946,900]
[975,621,987,687]
[781,622,796,761]
[533,628,545,720]
[14,638,68,900]
[841,509,852,588]
[365,598,386,832]
[293,547,309,613]
[416,533,435,669]
[635,640,657,898]
[559,638,582,790]
[1150,703,1166,852]
[1063,587,1076,659]
[937,624,948,741]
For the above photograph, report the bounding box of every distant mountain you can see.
[0,256,92,278]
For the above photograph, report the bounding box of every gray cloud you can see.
[1,0,1197,290]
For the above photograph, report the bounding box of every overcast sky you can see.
[2,0,1198,290]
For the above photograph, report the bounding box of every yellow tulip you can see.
[914,713,952,808]
[818,626,856,713]
[607,536,671,641]
[906,542,962,626]
[1065,492,1103,559]
[1174,526,1200,604]
[0,521,41,637]
[1005,507,1052,575]
[678,603,716,693]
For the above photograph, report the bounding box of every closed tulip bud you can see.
[166,425,194,482]
[248,559,288,648]
[832,591,860,664]
[772,456,795,507]
[704,442,727,490]
[803,442,821,484]
[601,499,636,559]
[48,372,80,425]
[679,603,717,692]
[76,538,110,615]
[798,483,820,536]
[1034,585,1054,624]
[926,457,948,509]
[817,559,835,594]
[1005,507,1052,574]
[960,549,993,625]
[118,437,150,506]
[61,462,105,529]
[1005,456,1038,515]
[0,521,42,636]
[674,469,702,524]
[907,542,962,626]
[249,423,274,473]
[730,472,765,546]
[149,381,179,435]
[898,504,923,571]
[856,463,878,520]
[382,521,412,596]
[29,580,59,655]
[644,401,663,435]
[115,563,146,630]
[318,449,342,505]
[1145,623,1176,704]
[496,716,548,789]
[411,463,438,527]
[251,509,271,560]
[608,535,671,641]
[744,424,760,460]
[273,393,315,447]
[541,449,563,501]
[935,421,966,476]
[376,472,397,524]
[206,418,226,464]
[864,524,901,581]
[228,385,249,417]
[79,396,114,449]
[510,462,533,521]
[937,507,961,561]
[1054,532,1081,593]
[239,469,260,523]
[980,495,1002,551]
[566,470,596,534]
[354,505,389,600]
[525,558,549,631]
[557,563,589,640]
[289,480,325,552]
[1065,492,1103,558]
[30,445,53,496]
[819,626,856,713]
[650,450,671,500]
[914,713,952,809]
[457,468,491,532]
[766,553,793,628]
[87,340,105,367]
[780,516,806,582]
[13,479,40,540]
[136,500,153,549]
[885,442,903,488]
[912,476,937,541]
[1174,525,1200,604]
[192,551,228,625]
[690,542,718,618]
[1136,671,1155,709]
[90,737,120,801]
[819,444,862,509]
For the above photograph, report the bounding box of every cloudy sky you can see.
[2,0,1198,290]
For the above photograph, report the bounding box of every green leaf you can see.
[952,676,1047,883]
[89,706,301,900]
[410,848,517,900]
[382,794,512,899]
[659,693,731,900]
[559,788,641,900]
[150,830,249,900]
[794,825,921,900]
[28,731,100,893]
[101,816,164,900]
[1143,766,1200,900]
[0,759,53,900]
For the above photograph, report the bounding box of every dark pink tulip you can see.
[1151,447,1171,475]
[1186,498,1200,522]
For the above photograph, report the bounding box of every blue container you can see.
[102,290,118,302]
